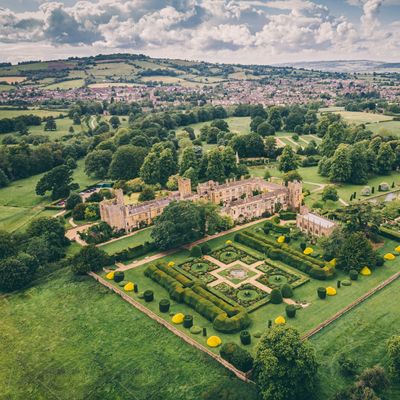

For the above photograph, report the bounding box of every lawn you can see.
[25,117,85,141]
[43,79,85,90]
[311,276,400,398]
[100,227,154,254]
[0,268,257,400]
[332,111,393,125]
[0,108,65,119]
[0,159,98,232]
[370,120,400,138]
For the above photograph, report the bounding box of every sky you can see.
[0,0,399,64]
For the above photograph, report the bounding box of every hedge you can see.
[144,262,250,333]
[281,283,294,298]
[264,221,290,234]
[144,290,154,302]
[379,226,400,242]
[114,241,157,262]
[270,288,283,304]
[285,304,297,318]
[113,271,125,283]
[349,269,359,281]
[279,211,297,220]
[220,342,254,372]
[234,231,334,280]
[317,287,327,299]
[159,299,170,313]
[183,315,194,329]
[240,330,251,345]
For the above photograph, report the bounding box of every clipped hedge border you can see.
[114,241,157,262]
[144,262,251,333]
[235,231,334,280]
[379,226,400,242]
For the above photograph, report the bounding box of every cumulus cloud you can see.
[0,0,399,63]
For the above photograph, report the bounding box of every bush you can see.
[270,288,283,304]
[143,290,154,302]
[201,243,212,255]
[338,353,358,377]
[379,226,400,242]
[281,283,294,298]
[183,314,194,329]
[375,256,384,267]
[190,325,202,334]
[220,342,254,372]
[114,241,157,262]
[279,211,297,220]
[159,298,170,313]
[285,304,297,318]
[240,330,251,345]
[113,271,125,283]
[300,242,307,251]
[190,245,202,258]
[349,269,359,281]
[317,287,327,299]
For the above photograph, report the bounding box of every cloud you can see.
[0,0,399,63]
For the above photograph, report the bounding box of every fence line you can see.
[301,271,400,340]
[88,272,252,383]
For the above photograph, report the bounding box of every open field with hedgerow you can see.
[0,268,257,400]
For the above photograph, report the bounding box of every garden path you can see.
[117,218,270,272]
[65,222,96,246]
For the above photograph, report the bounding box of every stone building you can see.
[100,177,302,232]
[296,211,337,237]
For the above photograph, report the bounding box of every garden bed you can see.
[218,265,257,284]
[177,258,219,284]
[210,245,261,265]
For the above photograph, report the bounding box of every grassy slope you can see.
[0,159,98,232]
[311,276,400,398]
[0,268,257,400]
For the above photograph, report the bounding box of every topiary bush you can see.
[253,331,262,338]
[201,243,212,255]
[342,280,352,286]
[190,325,202,334]
[143,290,154,302]
[349,269,359,281]
[190,245,202,258]
[285,304,297,318]
[300,242,307,251]
[220,342,254,372]
[375,256,384,267]
[240,330,251,345]
[281,283,294,298]
[183,314,193,329]
[118,280,128,287]
[317,287,327,299]
[159,298,170,313]
[113,271,125,283]
[270,288,283,304]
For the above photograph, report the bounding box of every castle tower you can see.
[178,177,192,199]
[114,188,125,205]
[287,180,302,211]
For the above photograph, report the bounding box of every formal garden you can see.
[98,218,400,366]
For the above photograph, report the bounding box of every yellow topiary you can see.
[105,271,114,280]
[329,258,337,267]
[384,253,396,261]
[207,336,222,347]
[124,282,134,291]
[360,266,372,276]
[395,246,400,253]
[167,261,175,267]
[172,313,184,324]
[326,287,337,296]
[277,236,285,243]
[225,240,232,245]
[304,247,313,255]
[275,316,286,325]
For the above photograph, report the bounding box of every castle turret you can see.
[287,180,302,211]
[178,177,192,199]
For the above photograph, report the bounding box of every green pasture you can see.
[43,79,85,90]
[370,120,400,137]
[0,108,66,119]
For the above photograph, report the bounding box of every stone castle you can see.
[100,177,302,232]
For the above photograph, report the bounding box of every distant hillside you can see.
[0,53,344,91]
[275,60,400,73]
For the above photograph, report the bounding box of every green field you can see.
[100,227,154,254]
[43,79,85,90]
[0,108,66,119]
[312,276,400,398]
[370,120,400,137]
[331,111,393,125]
[0,159,98,232]
[0,268,257,400]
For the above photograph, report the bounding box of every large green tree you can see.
[376,142,396,175]
[109,145,147,180]
[278,146,298,172]
[0,253,37,292]
[140,152,161,185]
[388,335,400,380]
[85,150,113,179]
[206,149,225,182]
[151,201,203,250]
[329,144,351,183]
[180,147,198,175]
[72,245,111,275]
[254,326,318,400]
[36,165,78,200]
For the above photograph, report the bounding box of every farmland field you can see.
[331,111,393,124]
[369,120,400,137]
[0,108,66,119]
[44,79,85,90]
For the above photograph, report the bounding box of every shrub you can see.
[300,242,307,251]
[270,288,283,304]
[190,245,202,258]
[220,342,254,372]
[349,269,358,281]
[240,330,251,345]
[113,271,125,283]
[317,287,327,299]
[285,304,297,318]
[338,353,358,377]
[281,283,293,298]
[271,216,280,224]
[190,325,202,334]
[183,314,194,329]
[379,226,400,242]
[279,211,296,220]
[201,243,212,255]
[143,290,154,302]
[376,256,384,267]
[159,298,170,313]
